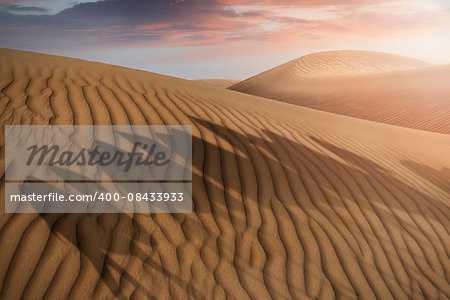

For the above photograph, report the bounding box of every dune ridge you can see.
[193,79,240,88]
[230,50,450,134]
[277,50,431,79]
[0,48,449,299]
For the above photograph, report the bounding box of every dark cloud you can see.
[0,3,49,13]
[0,0,239,50]
[0,0,448,52]
[54,0,233,28]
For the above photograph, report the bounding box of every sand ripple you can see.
[0,49,449,299]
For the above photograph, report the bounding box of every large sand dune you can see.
[230,50,450,134]
[0,49,449,299]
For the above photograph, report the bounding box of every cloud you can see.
[0,3,49,13]
[0,0,37,2]
[0,0,449,53]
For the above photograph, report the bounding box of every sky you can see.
[0,0,449,79]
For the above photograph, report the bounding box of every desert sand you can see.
[0,48,449,299]
[230,50,450,134]
[193,79,240,88]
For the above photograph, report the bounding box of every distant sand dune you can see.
[0,49,449,299]
[280,50,432,78]
[230,50,450,134]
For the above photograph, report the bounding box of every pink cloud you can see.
[1,0,449,58]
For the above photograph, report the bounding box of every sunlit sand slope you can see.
[258,50,432,79]
[1,49,449,299]
[230,51,450,134]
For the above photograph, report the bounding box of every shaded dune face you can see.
[0,49,450,299]
[230,50,450,134]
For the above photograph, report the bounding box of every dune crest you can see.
[1,49,449,299]
[193,79,240,88]
[283,50,430,79]
[230,50,450,134]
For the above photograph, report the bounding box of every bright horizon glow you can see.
[0,0,449,79]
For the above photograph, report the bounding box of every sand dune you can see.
[248,50,432,79]
[230,50,450,134]
[193,79,240,88]
[1,48,449,299]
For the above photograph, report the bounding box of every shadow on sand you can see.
[1,117,448,299]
